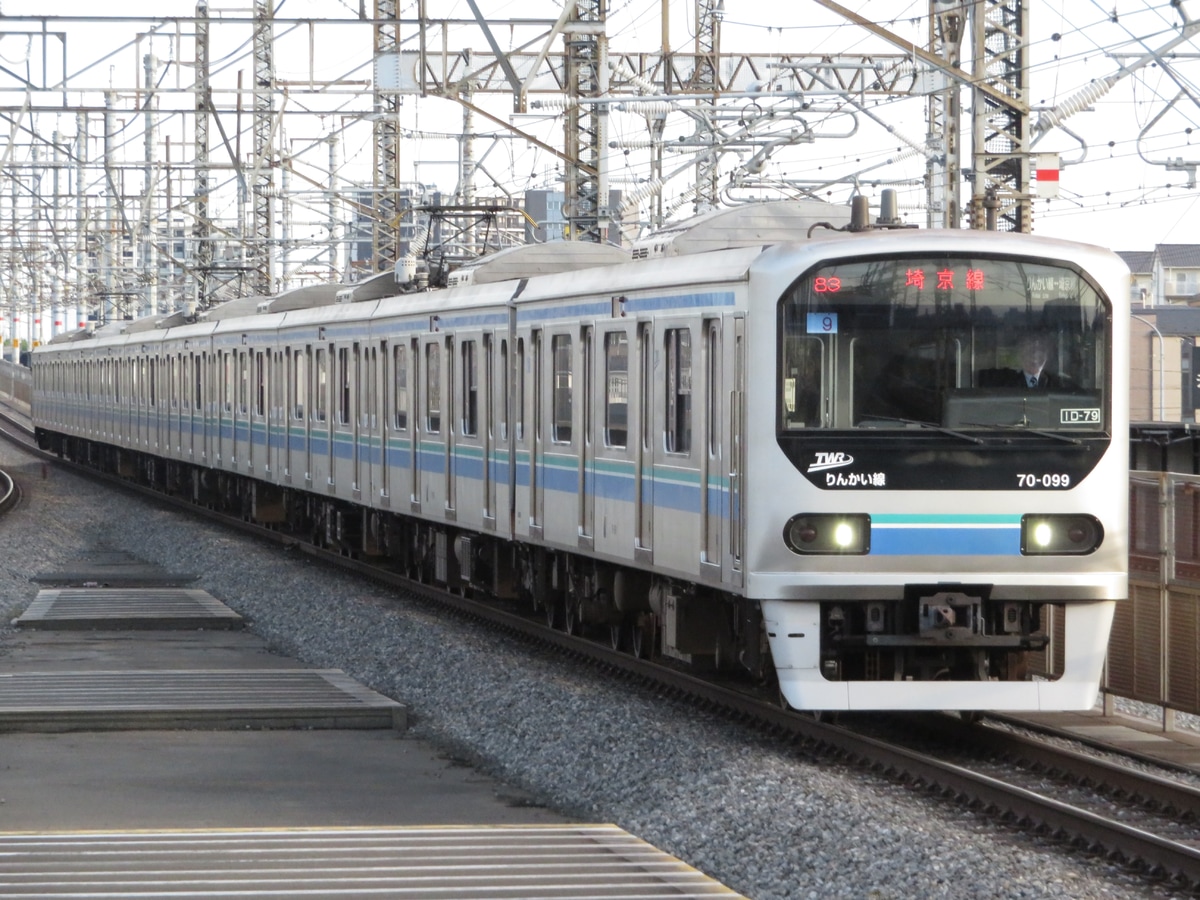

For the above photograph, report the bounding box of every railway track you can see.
[2,409,1197,894]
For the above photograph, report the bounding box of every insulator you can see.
[530,97,576,111]
[620,178,665,215]
[608,58,658,96]
[1035,75,1118,135]
[615,101,676,116]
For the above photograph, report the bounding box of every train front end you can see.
[748,230,1129,711]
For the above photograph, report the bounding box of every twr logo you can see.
[807,452,854,473]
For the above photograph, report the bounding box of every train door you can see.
[634,322,653,560]
[335,344,356,493]
[250,349,269,476]
[135,355,146,450]
[199,352,210,464]
[530,328,544,538]
[730,317,745,583]
[445,335,456,516]
[286,346,304,484]
[238,349,248,469]
[701,318,721,572]
[311,344,331,488]
[579,325,594,546]
[147,356,159,452]
[268,350,283,478]
[218,350,235,467]
[360,342,380,501]
[453,334,483,528]
[482,333,495,527]
[495,331,515,537]
[416,334,446,514]
[375,341,389,505]
[409,337,421,510]
[168,355,178,458]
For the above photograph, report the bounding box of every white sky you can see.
[1,1,1199,253]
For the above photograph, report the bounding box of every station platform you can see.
[998,707,1200,774]
[0,552,747,898]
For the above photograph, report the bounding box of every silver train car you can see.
[31,202,1130,711]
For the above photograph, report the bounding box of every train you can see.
[29,197,1130,711]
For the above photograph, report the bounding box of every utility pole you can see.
[193,0,214,312]
[142,52,160,317]
[103,90,117,325]
[75,111,88,327]
[563,0,609,243]
[251,0,275,295]
[373,0,402,273]
[927,1,965,228]
[691,0,724,211]
[326,133,340,281]
[968,0,1031,232]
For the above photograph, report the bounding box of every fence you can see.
[1109,472,1200,729]
[0,359,30,407]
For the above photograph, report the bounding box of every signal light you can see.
[1021,514,1103,555]
[784,513,871,555]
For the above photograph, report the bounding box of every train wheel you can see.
[608,622,624,652]
[631,616,656,659]
[544,597,559,630]
[563,599,581,636]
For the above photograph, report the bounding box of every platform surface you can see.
[0,824,746,898]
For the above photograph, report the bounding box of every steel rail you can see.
[3,416,1198,891]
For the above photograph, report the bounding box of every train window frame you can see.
[664,326,692,456]
[551,333,572,444]
[254,351,266,418]
[706,321,720,458]
[393,343,408,431]
[461,338,478,438]
[778,252,1111,436]
[603,330,629,449]
[498,338,509,441]
[425,340,441,434]
[237,350,249,416]
[337,346,351,426]
[515,336,525,442]
[313,347,328,423]
[291,348,306,420]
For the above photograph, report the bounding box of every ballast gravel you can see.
[0,444,1183,900]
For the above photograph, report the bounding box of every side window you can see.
[314,348,327,422]
[499,338,509,441]
[337,347,351,425]
[604,331,628,448]
[665,327,691,455]
[254,351,265,417]
[393,344,408,430]
[293,349,306,420]
[222,352,233,413]
[707,324,719,456]
[238,351,250,415]
[426,341,441,433]
[515,337,525,441]
[552,333,572,443]
[461,339,478,437]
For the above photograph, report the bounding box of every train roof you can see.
[630,199,852,259]
[445,242,630,286]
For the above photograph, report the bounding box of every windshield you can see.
[779,253,1110,434]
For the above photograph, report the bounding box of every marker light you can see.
[784,513,871,555]
[1021,514,1103,555]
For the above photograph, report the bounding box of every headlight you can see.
[783,513,871,555]
[1021,514,1103,555]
